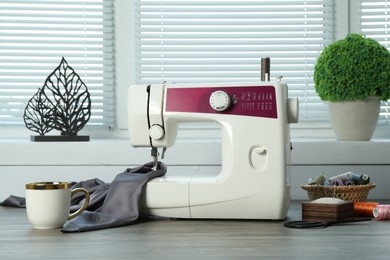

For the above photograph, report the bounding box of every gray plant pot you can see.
[329,96,380,141]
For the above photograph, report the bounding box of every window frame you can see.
[2,1,390,202]
[0,0,116,130]
[1,0,390,140]
[119,0,387,139]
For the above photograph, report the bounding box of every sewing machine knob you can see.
[209,90,231,112]
[149,124,165,140]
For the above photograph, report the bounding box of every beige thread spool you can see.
[308,174,326,185]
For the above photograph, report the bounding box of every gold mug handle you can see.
[68,188,90,220]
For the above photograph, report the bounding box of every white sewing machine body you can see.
[128,82,298,220]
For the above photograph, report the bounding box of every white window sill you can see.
[1,137,389,166]
[291,138,390,165]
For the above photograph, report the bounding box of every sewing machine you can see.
[128,81,298,219]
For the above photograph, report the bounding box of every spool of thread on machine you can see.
[373,205,390,220]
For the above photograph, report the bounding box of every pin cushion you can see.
[302,198,354,221]
[301,183,376,202]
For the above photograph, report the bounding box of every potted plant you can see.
[314,33,390,140]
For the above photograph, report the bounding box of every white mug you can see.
[25,182,90,229]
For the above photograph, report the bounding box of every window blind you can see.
[360,0,390,125]
[0,0,115,126]
[134,0,334,123]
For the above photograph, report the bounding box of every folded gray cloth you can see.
[69,178,110,213]
[61,161,166,232]
[0,195,26,207]
[0,162,166,233]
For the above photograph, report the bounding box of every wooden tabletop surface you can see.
[1,201,390,259]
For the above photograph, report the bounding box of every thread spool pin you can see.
[261,57,270,82]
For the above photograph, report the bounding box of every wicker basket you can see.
[301,183,376,202]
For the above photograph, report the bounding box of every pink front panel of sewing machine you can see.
[165,86,278,119]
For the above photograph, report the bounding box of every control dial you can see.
[209,90,231,112]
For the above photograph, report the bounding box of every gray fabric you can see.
[69,178,110,213]
[61,162,166,233]
[0,162,167,233]
[0,195,26,208]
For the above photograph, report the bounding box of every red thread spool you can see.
[354,202,379,217]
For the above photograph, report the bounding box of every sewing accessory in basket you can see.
[302,171,375,202]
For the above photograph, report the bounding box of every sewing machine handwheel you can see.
[287,98,299,123]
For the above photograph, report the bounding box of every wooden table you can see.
[1,201,389,259]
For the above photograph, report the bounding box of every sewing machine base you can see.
[140,175,290,220]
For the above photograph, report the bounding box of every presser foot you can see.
[151,147,167,171]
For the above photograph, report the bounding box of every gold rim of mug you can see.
[25,182,71,190]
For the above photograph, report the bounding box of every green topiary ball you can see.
[314,33,390,102]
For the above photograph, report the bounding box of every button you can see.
[149,124,165,140]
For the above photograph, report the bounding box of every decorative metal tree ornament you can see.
[24,57,91,141]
